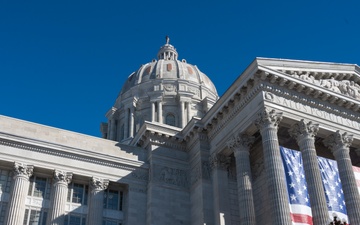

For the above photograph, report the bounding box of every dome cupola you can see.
[101,37,219,143]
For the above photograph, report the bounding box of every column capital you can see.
[289,119,319,143]
[90,177,109,191]
[209,153,230,170]
[323,130,353,153]
[53,170,73,185]
[255,108,283,130]
[13,162,33,178]
[227,133,254,154]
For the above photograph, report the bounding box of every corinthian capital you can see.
[289,119,319,142]
[227,133,254,153]
[255,108,283,130]
[13,162,33,177]
[54,170,73,184]
[209,153,230,170]
[324,130,353,152]
[90,177,109,191]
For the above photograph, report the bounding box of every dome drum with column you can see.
[101,38,219,142]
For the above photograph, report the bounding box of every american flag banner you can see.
[280,146,360,225]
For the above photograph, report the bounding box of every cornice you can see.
[0,133,147,172]
[138,130,186,151]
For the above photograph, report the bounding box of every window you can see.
[64,214,86,225]
[0,203,7,225]
[0,169,12,193]
[165,113,175,126]
[28,176,51,199]
[103,218,122,225]
[67,183,88,205]
[103,189,123,211]
[23,209,47,225]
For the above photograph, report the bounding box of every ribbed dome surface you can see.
[120,42,217,97]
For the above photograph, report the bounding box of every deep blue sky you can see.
[1,0,359,137]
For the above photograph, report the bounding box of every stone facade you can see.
[1,41,360,225]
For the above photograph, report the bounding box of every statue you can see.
[166,35,170,44]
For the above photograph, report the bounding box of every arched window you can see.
[165,113,176,126]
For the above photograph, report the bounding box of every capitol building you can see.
[1,38,360,225]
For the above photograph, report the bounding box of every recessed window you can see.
[103,218,122,225]
[165,114,176,126]
[103,189,123,211]
[0,169,12,193]
[28,176,51,199]
[64,214,86,225]
[67,183,89,205]
[23,208,47,225]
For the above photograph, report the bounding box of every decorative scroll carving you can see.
[289,119,319,142]
[209,153,230,170]
[163,84,177,92]
[323,130,353,152]
[54,170,72,184]
[13,162,33,177]
[227,133,254,152]
[90,177,109,191]
[157,166,188,188]
[254,108,283,130]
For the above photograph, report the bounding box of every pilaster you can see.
[227,133,256,225]
[48,170,73,225]
[289,119,329,225]
[255,108,292,225]
[324,131,360,225]
[5,162,33,225]
[210,153,231,225]
[87,177,109,225]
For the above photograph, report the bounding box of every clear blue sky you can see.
[1,0,359,137]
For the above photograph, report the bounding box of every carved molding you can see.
[209,153,230,170]
[13,162,33,178]
[53,170,73,185]
[255,108,283,130]
[323,130,353,153]
[90,177,109,191]
[289,119,319,142]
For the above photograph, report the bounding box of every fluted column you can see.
[179,101,184,128]
[87,177,109,225]
[158,102,163,123]
[47,170,72,225]
[186,102,191,122]
[289,119,329,225]
[129,107,134,138]
[124,108,129,138]
[227,134,256,225]
[151,102,155,122]
[255,108,292,225]
[210,153,231,225]
[109,119,116,140]
[324,131,360,225]
[5,162,33,225]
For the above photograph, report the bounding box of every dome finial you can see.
[166,35,170,45]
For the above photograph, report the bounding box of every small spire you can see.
[166,35,170,45]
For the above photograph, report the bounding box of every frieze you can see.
[130,170,148,182]
[155,166,188,188]
[263,90,360,129]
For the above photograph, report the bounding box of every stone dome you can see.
[120,42,217,97]
[102,37,219,143]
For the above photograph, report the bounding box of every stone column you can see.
[151,102,155,122]
[210,153,231,225]
[289,119,329,225]
[5,162,33,225]
[47,170,73,225]
[186,102,191,123]
[124,108,129,138]
[254,108,292,225]
[324,131,360,225]
[87,177,109,225]
[129,107,134,138]
[227,134,256,225]
[179,101,184,128]
[158,102,163,123]
[109,119,116,140]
